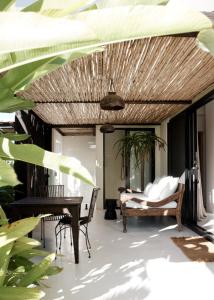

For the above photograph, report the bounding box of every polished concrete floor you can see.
[198,213,214,234]
[33,210,214,300]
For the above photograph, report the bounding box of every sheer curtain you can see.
[197,137,207,221]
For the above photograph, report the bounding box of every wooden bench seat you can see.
[119,183,185,233]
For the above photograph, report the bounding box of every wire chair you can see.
[55,187,100,258]
[39,185,65,248]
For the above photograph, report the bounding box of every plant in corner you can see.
[114,131,166,187]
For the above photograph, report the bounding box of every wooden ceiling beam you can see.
[34,100,192,105]
[51,123,160,128]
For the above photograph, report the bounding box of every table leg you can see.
[71,206,80,264]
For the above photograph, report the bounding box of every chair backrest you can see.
[88,187,100,222]
[38,185,64,197]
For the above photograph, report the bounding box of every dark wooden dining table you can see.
[11,196,83,264]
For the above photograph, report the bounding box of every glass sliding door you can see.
[197,101,214,235]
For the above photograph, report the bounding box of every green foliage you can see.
[0,137,94,185]
[0,185,15,207]
[0,4,213,72]
[0,210,61,299]
[0,159,20,188]
[0,0,15,11]
[115,131,166,169]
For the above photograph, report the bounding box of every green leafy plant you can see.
[115,131,166,183]
[0,207,62,300]
[0,186,15,206]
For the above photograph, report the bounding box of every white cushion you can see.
[153,177,161,184]
[148,176,178,199]
[144,182,153,196]
[159,177,179,200]
[147,176,171,199]
[126,199,177,209]
[178,171,185,184]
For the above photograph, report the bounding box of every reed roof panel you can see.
[19,34,214,125]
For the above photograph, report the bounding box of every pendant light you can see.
[100,79,125,111]
[100,124,115,133]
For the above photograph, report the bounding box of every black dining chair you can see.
[39,185,65,248]
[55,187,100,258]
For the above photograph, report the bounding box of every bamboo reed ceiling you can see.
[19,33,214,125]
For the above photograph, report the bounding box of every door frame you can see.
[168,90,214,241]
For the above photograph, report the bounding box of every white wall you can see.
[51,129,96,207]
[96,126,104,209]
[205,102,214,213]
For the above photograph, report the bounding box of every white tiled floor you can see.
[33,210,214,300]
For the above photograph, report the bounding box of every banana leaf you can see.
[0,91,35,113]
[0,137,94,185]
[23,0,98,16]
[0,158,20,187]
[97,0,169,8]
[0,133,30,142]
[0,0,15,11]
[0,206,7,220]
[197,29,214,56]
[0,6,212,72]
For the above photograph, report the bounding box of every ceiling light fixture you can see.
[100,79,125,111]
[100,124,115,133]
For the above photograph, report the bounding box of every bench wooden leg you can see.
[123,215,127,233]
[176,213,183,231]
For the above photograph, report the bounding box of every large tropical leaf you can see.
[0,206,7,221]
[0,133,30,142]
[197,29,214,56]
[10,47,103,91]
[17,253,55,287]
[23,0,98,16]
[0,287,44,300]
[0,137,94,185]
[0,158,20,187]
[0,0,15,11]
[0,47,103,112]
[0,217,40,248]
[0,6,212,72]
[97,0,169,8]
[0,87,35,112]
[0,12,97,54]
[0,56,61,92]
